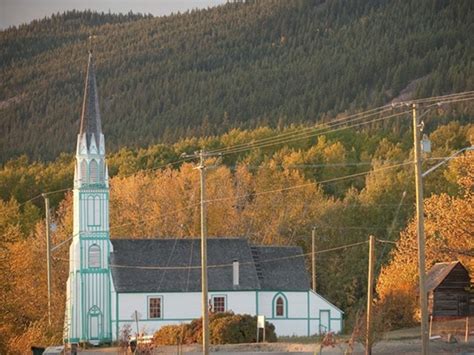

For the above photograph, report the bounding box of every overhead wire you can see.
[208,92,474,156]
[212,109,409,156]
[52,240,369,270]
[14,91,474,206]
[208,105,394,154]
[205,161,412,205]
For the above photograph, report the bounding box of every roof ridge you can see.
[111,237,247,241]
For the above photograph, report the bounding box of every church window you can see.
[87,195,100,226]
[80,160,87,181]
[149,297,162,319]
[89,159,98,183]
[88,244,101,268]
[98,162,104,181]
[212,296,226,313]
[275,296,285,317]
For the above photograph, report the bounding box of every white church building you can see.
[65,52,343,344]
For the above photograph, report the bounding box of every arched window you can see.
[89,159,98,183]
[80,160,87,181]
[275,296,285,317]
[88,244,101,268]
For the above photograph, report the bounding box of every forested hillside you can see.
[1,0,473,162]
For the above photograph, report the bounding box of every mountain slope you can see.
[1,0,473,162]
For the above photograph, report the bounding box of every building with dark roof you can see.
[64,52,343,345]
[426,261,472,318]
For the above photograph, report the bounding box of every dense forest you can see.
[1,0,474,162]
[1,118,472,351]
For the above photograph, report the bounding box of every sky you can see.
[0,0,228,29]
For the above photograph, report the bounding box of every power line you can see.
[209,106,395,154]
[376,239,397,245]
[14,152,466,208]
[52,240,368,271]
[214,110,411,156]
[205,161,412,205]
[13,92,474,206]
[18,187,72,207]
[208,92,474,156]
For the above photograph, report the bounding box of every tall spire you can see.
[79,50,102,149]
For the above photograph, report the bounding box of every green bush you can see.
[152,312,277,345]
[211,313,277,344]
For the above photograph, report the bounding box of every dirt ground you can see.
[81,319,474,354]
[82,338,474,354]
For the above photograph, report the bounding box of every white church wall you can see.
[270,319,308,337]
[112,291,343,339]
[256,291,309,336]
[214,291,257,315]
[308,290,343,335]
[114,291,257,339]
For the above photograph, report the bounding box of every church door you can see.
[88,306,102,341]
[319,310,330,334]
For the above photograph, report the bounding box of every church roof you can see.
[79,51,102,148]
[110,238,310,293]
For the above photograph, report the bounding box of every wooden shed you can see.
[426,261,472,318]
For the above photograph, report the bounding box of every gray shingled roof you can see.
[110,238,310,293]
[253,246,310,290]
[79,51,102,148]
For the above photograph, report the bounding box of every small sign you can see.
[257,315,266,343]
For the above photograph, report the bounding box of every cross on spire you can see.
[88,34,97,53]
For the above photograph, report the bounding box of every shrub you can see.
[152,324,187,345]
[152,312,277,345]
[377,288,417,330]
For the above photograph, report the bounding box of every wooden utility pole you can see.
[366,235,375,355]
[182,148,221,355]
[413,103,429,355]
[465,316,469,343]
[42,193,52,326]
[312,226,316,292]
[197,150,210,355]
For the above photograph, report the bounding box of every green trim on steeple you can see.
[67,50,112,345]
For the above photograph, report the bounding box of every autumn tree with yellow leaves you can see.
[377,153,473,329]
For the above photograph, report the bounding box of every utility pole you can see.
[311,226,316,292]
[366,235,375,355]
[182,149,221,354]
[413,103,429,355]
[42,193,52,327]
[197,150,210,355]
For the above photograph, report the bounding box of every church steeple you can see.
[66,49,112,344]
[79,51,102,150]
[74,50,107,188]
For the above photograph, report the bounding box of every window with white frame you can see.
[212,296,226,313]
[149,297,162,319]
